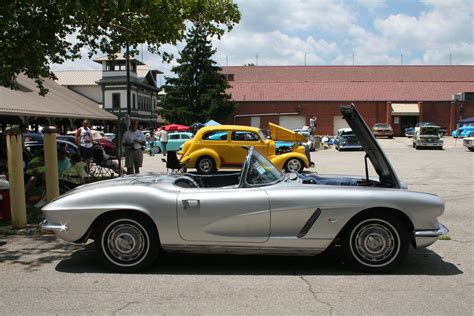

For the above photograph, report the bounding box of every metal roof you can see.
[221,65,474,102]
[0,73,117,121]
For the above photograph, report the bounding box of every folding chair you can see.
[90,144,115,177]
[161,151,185,174]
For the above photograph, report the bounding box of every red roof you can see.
[221,66,474,102]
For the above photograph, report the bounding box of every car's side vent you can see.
[297,208,322,238]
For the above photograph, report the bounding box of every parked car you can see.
[293,128,316,151]
[42,104,448,273]
[179,123,313,174]
[406,122,447,138]
[412,125,443,150]
[372,123,393,138]
[67,130,116,157]
[462,137,474,151]
[104,133,116,141]
[451,121,474,138]
[25,140,79,158]
[334,128,363,151]
[148,132,193,154]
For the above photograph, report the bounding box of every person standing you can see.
[309,115,317,135]
[159,128,168,156]
[122,121,145,174]
[75,119,93,170]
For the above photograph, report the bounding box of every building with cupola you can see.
[55,53,165,128]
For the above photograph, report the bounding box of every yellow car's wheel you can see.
[196,156,217,174]
[284,158,304,173]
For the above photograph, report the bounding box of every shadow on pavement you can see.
[54,242,463,276]
[0,235,84,272]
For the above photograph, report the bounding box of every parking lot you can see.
[1,136,472,315]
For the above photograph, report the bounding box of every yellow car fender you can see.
[269,152,310,170]
[182,148,222,169]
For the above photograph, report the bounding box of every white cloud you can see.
[236,0,356,32]
[214,30,340,66]
[345,0,473,65]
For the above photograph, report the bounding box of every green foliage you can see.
[160,23,235,125]
[0,0,240,95]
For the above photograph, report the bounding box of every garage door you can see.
[333,115,349,135]
[279,116,306,130]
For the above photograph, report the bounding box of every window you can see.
[231,131,259,141]
[133,94,136,109]
[169,134,180,140]
[112,93,121,109]
[202,131,228,141]
[181,134,190,139]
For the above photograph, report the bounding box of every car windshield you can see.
[242,147,284,186]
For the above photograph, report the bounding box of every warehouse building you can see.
[221,65,474,136]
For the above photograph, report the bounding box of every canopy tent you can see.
[458,117,474,124]
[204,120,221,126]
[163,124,190,132]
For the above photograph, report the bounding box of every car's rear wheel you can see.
[96,212,160,273]
[343,215,408,273]
[153,146,161,154]
[284,158,304,173]
[196,156,217,174]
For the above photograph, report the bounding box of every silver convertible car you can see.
[42,105,448,273]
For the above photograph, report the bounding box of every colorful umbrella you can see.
[163,124,190,132]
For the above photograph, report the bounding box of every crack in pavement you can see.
[298,275,334,315]
[449,239,474,244]
[112,301,141,315]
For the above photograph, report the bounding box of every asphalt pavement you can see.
[0,136,472,315]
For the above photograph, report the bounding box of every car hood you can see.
[269,123,307,142]
[340,104,401,188]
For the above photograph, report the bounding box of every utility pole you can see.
[352,52,355,65]
[304,53,307,66]
[401,54,403,65]
[256,53,259,66]
[126,45,131,115]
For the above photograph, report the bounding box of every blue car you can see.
[148,132,193,154]
[451,118,474,137]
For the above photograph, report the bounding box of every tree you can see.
[0,0,240,95]
[159,23,235,125]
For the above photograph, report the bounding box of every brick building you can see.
[221,66,474,136]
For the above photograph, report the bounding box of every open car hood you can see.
[269,123,307,142]
[340,104,402,188]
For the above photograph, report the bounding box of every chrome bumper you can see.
[414,223,449,248]
[41,220,69,232]
[414,223,449,237]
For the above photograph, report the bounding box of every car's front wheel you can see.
[196,156,217,174]
[284,158,304,173]
[343,215,408,273]
[469,147,474,152]
[153,146,161,154]
[96,212,160,273]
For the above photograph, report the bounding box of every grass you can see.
[438,234,451,240]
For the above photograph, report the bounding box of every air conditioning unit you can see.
[452,92,465,101]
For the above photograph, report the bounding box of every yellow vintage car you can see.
[180,123,314,174]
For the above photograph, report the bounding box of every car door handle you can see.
[182,199,200,209]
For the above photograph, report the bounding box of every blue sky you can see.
[52,0,473,81]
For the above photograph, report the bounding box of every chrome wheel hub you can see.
[354,223,395,263]
[199,159,212,172]
[287,159,302,172]
[107,223,145,262]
